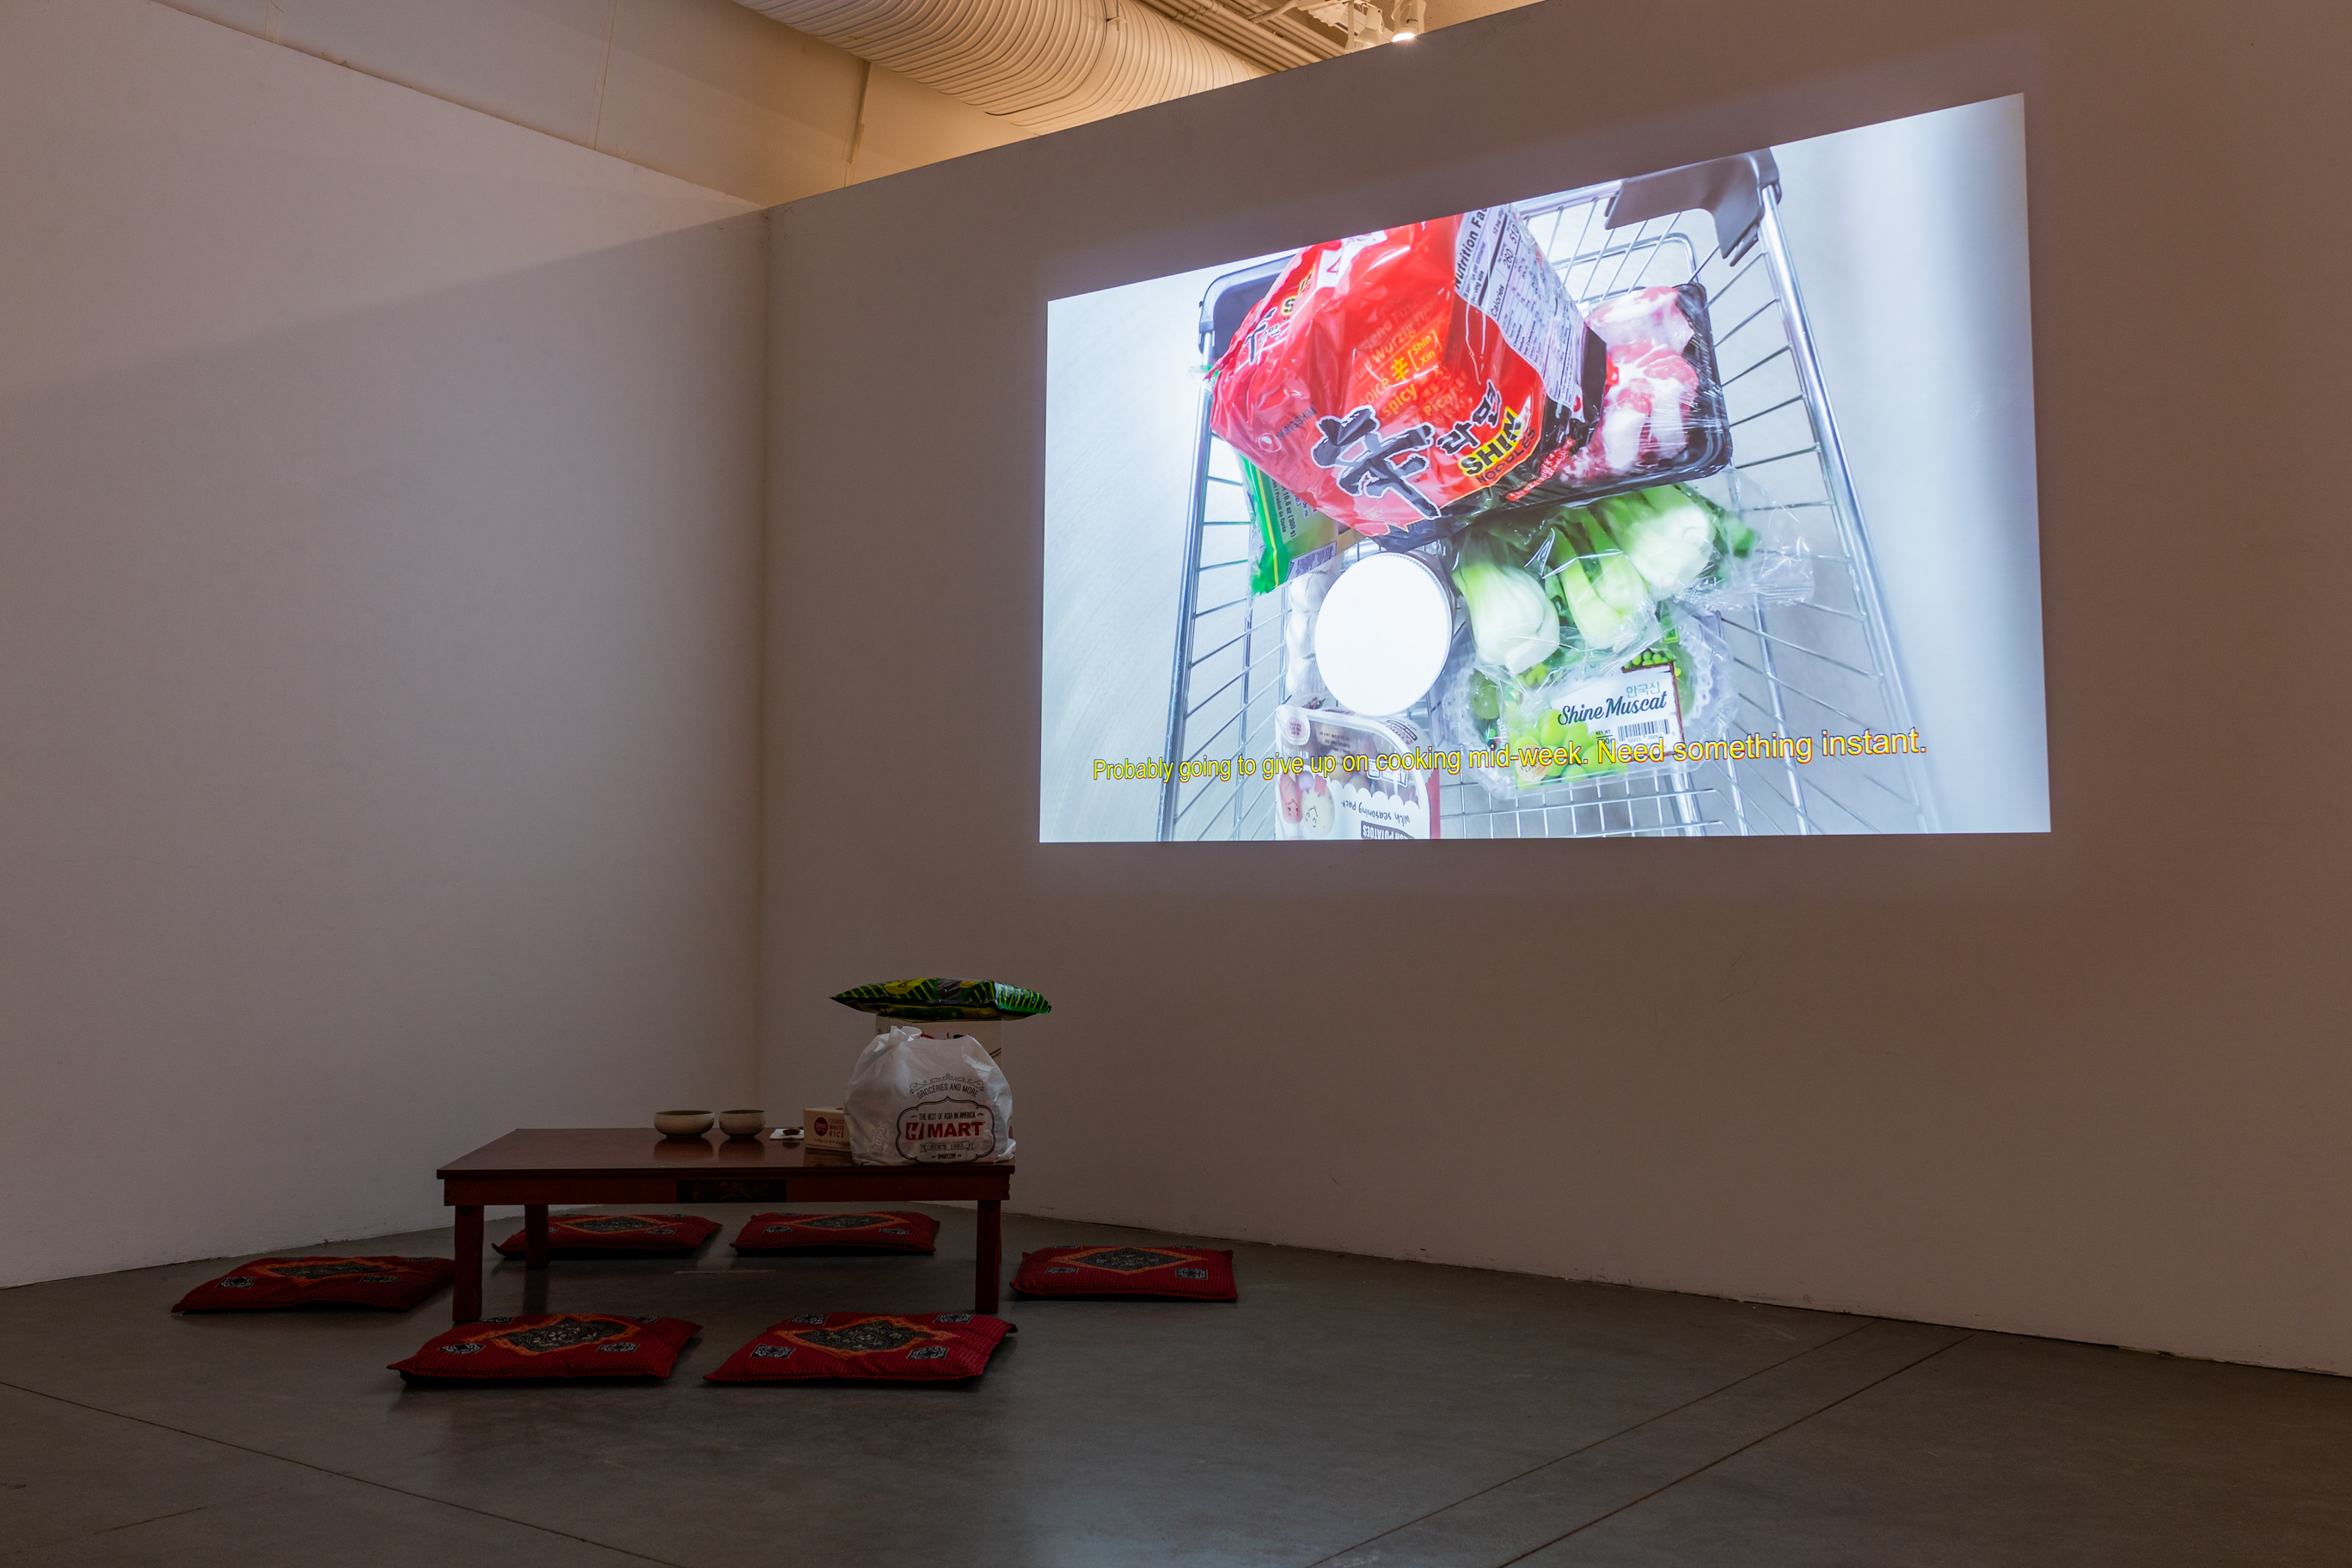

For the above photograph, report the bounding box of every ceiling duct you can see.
[735,0,1264,132]
[1131,0,1345,71]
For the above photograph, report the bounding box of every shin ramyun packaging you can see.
[1210,207,1607,548]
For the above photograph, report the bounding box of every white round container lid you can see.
[1312,552,1453,716]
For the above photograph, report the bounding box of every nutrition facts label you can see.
[1455,206,1587,416]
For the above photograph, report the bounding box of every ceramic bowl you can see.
[718,1109,768,1138]
[654,1110,714,1136]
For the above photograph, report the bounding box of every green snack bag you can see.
[1245,462,1358,594]
[830,978,1053,1023]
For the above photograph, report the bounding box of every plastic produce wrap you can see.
[1672,473,1816,611]
[1441,607,1731,793]
[1446,479,1804,695]
[1271,707,1442,839]
[1516,284,1732,505]
[1281,566,1335,702]
[1210,207,1607,546]
[1449,505,1662,690]
[1669,610,1738,741]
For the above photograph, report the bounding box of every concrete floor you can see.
[2,1208,2347,1566]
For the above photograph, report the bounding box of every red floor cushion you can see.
[730,1211,939,1253]
[492,1214,720,1256]
[1011,1246,1237,1301]
[704,1312,1009,1382]
[173,1256,454,1313]
[389,1314,699,1381]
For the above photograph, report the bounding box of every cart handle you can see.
[1198,259,1292,364]
[1607,150,1782,264]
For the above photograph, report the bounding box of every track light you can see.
[1392,0,1424,40]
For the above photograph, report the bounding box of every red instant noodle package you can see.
[1210,207,1605,544]
[1210,210,1727,542]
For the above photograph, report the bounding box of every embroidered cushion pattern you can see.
[388,1314,700,1381]
[704,1313,1009,1383]
[1010,1246,1238,1302]
[173,1257,456,1313]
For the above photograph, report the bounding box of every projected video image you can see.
[1042,98,2048,841]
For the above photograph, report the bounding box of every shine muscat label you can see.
[1556,663,1682,753]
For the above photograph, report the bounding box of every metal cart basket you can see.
[1157,153,1936,840]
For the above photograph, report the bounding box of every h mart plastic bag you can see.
[844,1026,1014,1165]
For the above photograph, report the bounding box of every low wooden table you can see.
[438,1129,1014,1324]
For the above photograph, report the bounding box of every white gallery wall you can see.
[8,0,2346,1385]
[764,0,2352,1374]
[0,0,767,1286]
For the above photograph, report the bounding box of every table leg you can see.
[524,1205,550,1270]
[976,1199,1001,1315]
[453,1205,484,1324]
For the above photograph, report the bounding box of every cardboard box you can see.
[803,1106,851,1152]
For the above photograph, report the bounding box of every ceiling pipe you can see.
[1137,0,1343,72]
[733,0,1263,132]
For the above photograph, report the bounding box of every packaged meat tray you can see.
[1511,282,1731,507]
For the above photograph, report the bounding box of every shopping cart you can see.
[1155,153,1936,840]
